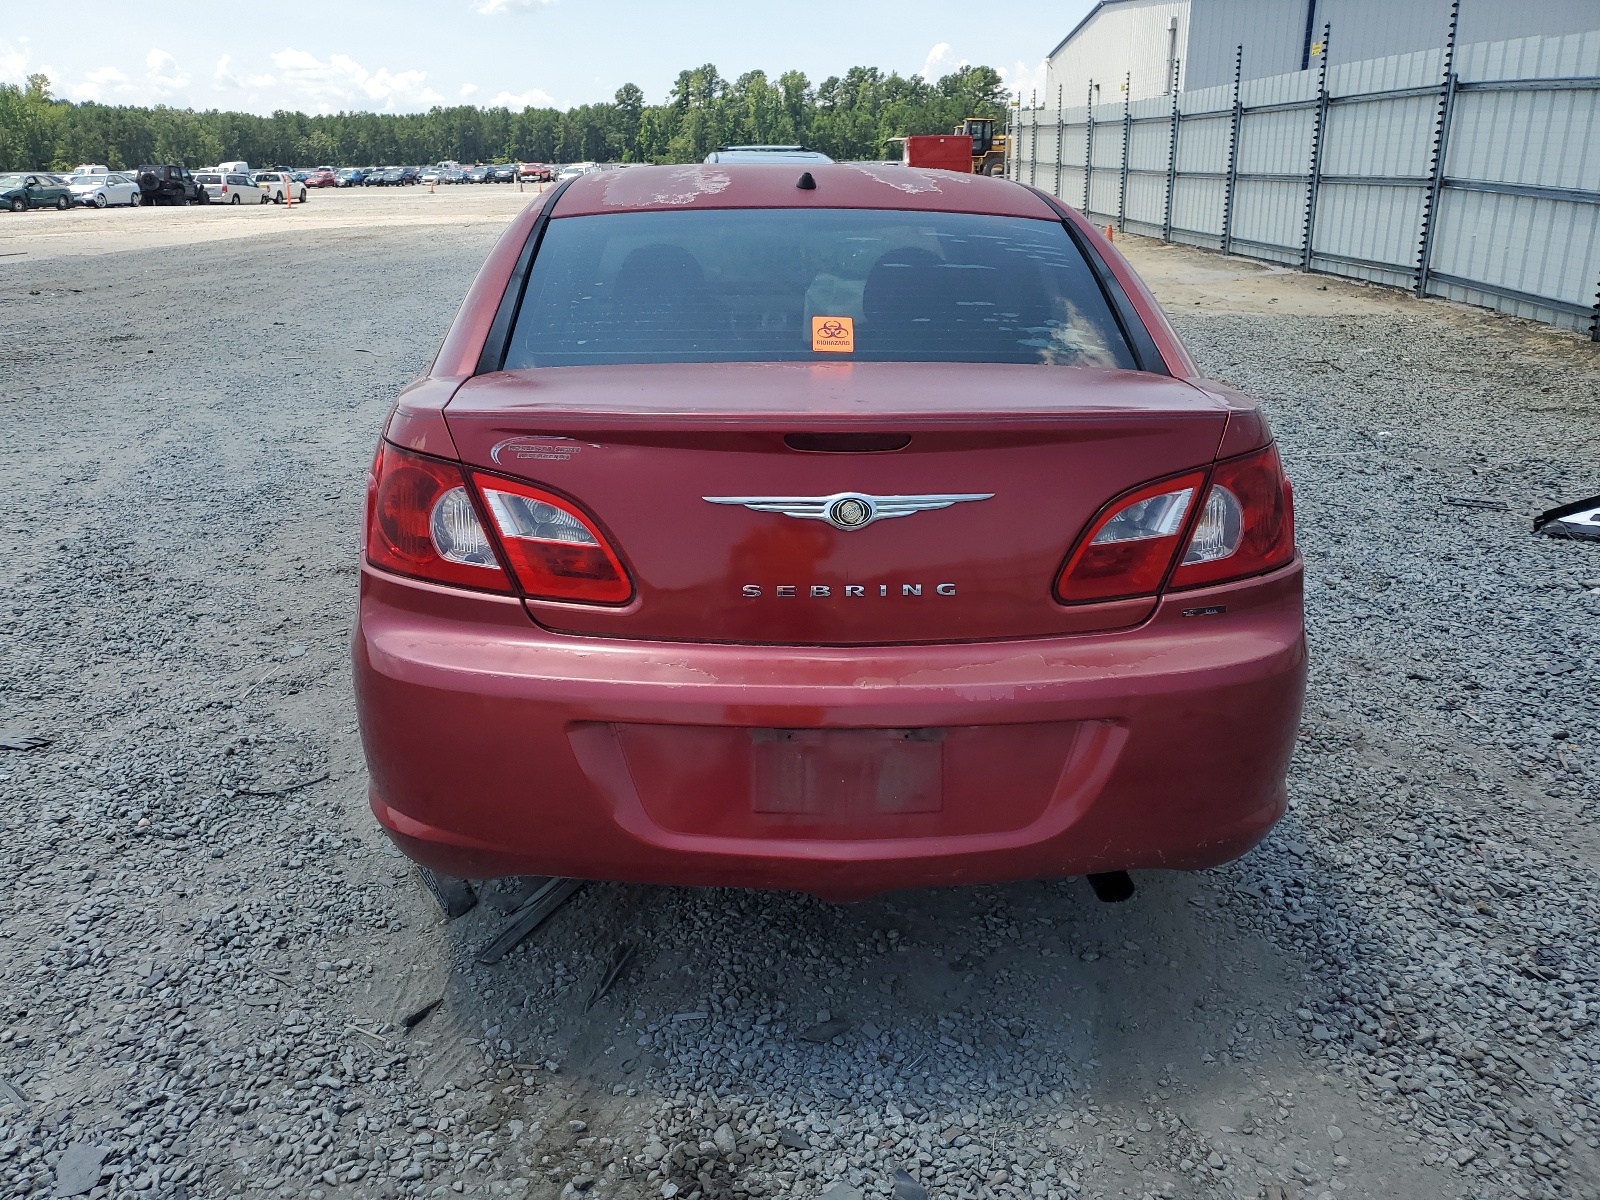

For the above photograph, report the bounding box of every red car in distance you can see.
[518,162,553,182]
[354,163,1305,903]
[305,168,337,188]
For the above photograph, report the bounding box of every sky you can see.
[0,0,1093,116]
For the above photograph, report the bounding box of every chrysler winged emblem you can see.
[703,491,994,531]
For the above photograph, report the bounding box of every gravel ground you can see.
[1,194,1597,1200]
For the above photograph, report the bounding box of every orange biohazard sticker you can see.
[811,315,855,353]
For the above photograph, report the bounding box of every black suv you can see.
[135,165,208,206]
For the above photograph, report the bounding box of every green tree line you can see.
[0,64,1007,172]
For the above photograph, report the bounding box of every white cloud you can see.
[73,65,130,101]
[459,83,479,97]
[267,47,438,110]
[213,55,274,88]
[921,42,968,81]
[473,0,555,14]
[487,87,555,110]
[0,37,29,81]
[144,48,191,95]
[999,58,1048,103]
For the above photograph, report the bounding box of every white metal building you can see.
[1044,0,1600,105]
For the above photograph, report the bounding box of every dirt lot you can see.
[1,186,1598,1200]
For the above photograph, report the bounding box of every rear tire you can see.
[57,195,71,211]
[298,189,306,203]
[230,194,241,205]
[273,193,283,204]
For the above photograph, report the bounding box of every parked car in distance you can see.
[441,168,465,184]
[135,165,208,206]
[336,168,366,186]
[487,164,517,183]
[518,162,553,182]
[72,163,111,176]
[399,166,421,185]
[0,173,73,212]
[253,171,307,204]
[305,168,337,188]
[463,165,491,184]
[704,145,835,164]
[67,172,140,207]
[353,163,1306,902]
[200,171,267,205]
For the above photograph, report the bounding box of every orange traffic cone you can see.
[1104,224,1113,242]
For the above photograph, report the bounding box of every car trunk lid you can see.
[444,361,1228,644]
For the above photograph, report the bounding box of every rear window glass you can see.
[501,209,1136,370]
[196,175,221,185]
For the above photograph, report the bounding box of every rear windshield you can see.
[501,209,1136,370]
[196,174,221,185]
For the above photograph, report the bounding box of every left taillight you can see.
[365,442,512,592]
[471,474,632,604]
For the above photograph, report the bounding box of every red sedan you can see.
[305,168,338,188]
[354,163,1304,902]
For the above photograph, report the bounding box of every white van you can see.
[73,164,110,176]
[252,171,307,204]
[218,161,250,175]
[196,170,266,204]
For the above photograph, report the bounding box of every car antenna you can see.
[796,171,816,190]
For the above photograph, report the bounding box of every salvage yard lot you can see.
[1,187,1598,1200]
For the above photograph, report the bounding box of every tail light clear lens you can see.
[1182,486,1243,564]
[1056,472,1205,603]
[429,487,498,567]
[1171,444,1295,589]
[473,475,632,604]
[367,443,511,591]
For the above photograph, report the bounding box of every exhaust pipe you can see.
[1086,871,1135,903]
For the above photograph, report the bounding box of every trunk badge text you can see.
[703,491,994,531]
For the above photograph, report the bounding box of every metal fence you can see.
[1007,21,1600,338]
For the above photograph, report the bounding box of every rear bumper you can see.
[354,562,1305,901]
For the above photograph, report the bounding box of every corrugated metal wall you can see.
[1046,0,1192,105]
[1012,27,1600,336]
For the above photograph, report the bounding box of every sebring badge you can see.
[702,490,994,531]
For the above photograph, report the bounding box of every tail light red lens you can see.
[366,442,511,592]
[1056,444,1295,604]
[471,474,632,604]
[1170,444,1295,590]
[1056,471,1206,603]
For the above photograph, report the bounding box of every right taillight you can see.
[1055,444,1295,604]
[1170,443,1295,590]
[1056,471,1206,603]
